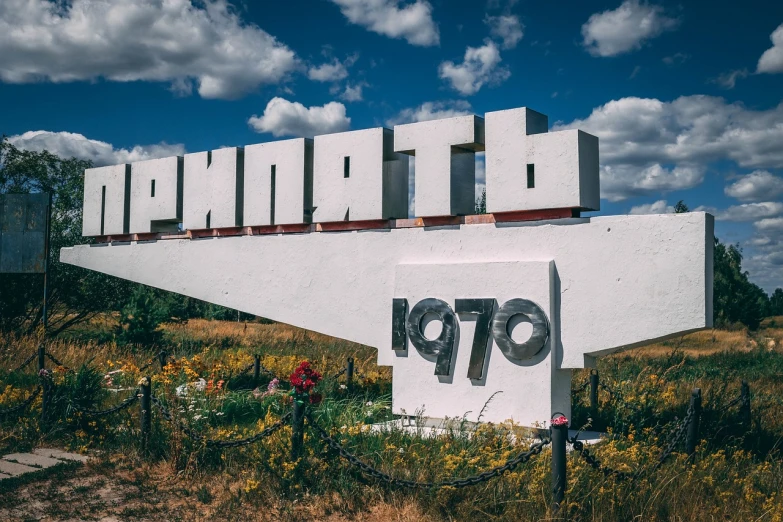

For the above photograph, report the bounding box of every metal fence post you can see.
[551,422,567,514]
[38,344,48,424]
[741,381,751,428]
[590,370,599,412]
[140,377,151,452]
[685,388,702,458]
[291,400,305,460]
[253,355,261,382]
[158,350,168,371]
[347,357,354,391]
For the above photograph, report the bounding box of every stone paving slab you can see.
[33,448,90,463]
[0,449,89,480]
[3,453,62,469]
[0,459,38,477]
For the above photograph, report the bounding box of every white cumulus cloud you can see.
[758,23,783,74]
[556,95,783,201]
[485,14,524,50]
[248,97,351,138]
[0,0,299,100]
[725,170,783,202]
[581,0,680,57]
[307,61,350,83]
[386,100,473,126]
[715,202,783,222]
[438,40,510,96]
[7,131,185,166]
[629,200,675,214]
[329,0,439,47]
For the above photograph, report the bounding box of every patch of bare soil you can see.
[0,461,432,522]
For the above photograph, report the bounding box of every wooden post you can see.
[291,400,305,460]
[685,388,702,458]
[551,422,568,514]
[38,344,48,424]
[590,370,599,412]
[253,355,261,382]
[347,357,354,391]
[158,350,168,371]
[741,381,751,428]
[140,377,151,452]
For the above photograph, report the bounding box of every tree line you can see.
[1,138,781,341]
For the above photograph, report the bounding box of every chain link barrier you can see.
[11,351,37,373]
[0,386,42,418]
[569,436,634,481]
[45,352,70,370]
[68,389,140,417]
[307,414,550,489]
[151,394,291,448]
[653,403,695,469]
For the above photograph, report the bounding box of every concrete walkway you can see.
[0,448,88,480]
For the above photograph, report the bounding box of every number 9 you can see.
[405,298,458,376]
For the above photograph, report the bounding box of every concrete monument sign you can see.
[61,107,713,428]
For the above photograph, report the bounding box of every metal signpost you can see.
[0,192,52,332]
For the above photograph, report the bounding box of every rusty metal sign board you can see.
[0,193,50,274]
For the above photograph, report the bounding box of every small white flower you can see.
[216,412,225,416]
[340,425,347,430]
[339,384,347,390]
[398,448,405,454]
[194,378,207,392]
[188,405,195,411]
[193,414,203,421]
[366,401,373,406]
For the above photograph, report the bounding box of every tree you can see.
[475,188,486,215]
[674,200,689,213]
[0,138,132,334]
[771,288,783,317]
[712,237,768,330]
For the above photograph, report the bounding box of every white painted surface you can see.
[394,115,485,217]
[485,108,600,213]
[392,261,571,426]
[312,128,408,222]
[244,138,313,226]
[83,164,128,236]
[62,213,713,371]
[183,147,243,229]
[129,157,182,234]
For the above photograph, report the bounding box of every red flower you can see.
[289,360,323,395]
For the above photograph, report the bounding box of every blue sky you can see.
[1,0,782,291]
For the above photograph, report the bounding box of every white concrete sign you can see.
[62,106,714,428]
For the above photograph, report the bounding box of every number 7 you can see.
[455,299,495,380]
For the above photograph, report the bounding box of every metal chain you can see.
[598,382,617,400]
[569,437,633,481]
[653,403,695,469]
[68,389,140,417]
[150,394,290,448]
[0,386,42,418]
[307,414,550,490]
[571,380,589,395]
[11,352,37,373]
[238,362,255,376]
[723,393,745,410]
[332,367,347,379]
[45,352,70,370]
[138,360,155,372]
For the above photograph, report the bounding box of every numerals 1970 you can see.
[392,298,549,380]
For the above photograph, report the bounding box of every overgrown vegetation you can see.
[2,318,782,521]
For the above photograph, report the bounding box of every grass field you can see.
[1,317,782,521]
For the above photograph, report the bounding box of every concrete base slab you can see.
[0,460,38,476]
[33,448,90,463]
[370,419,606,448]
[3,453,62,469]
